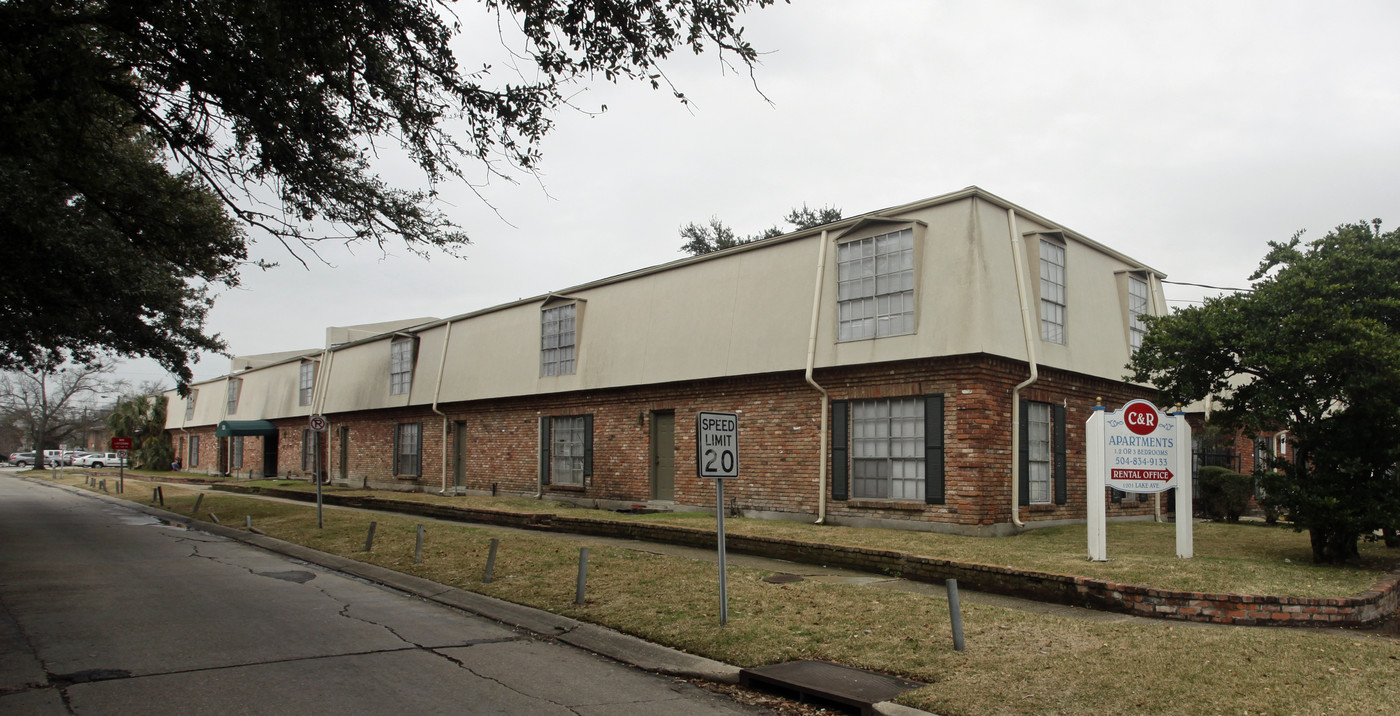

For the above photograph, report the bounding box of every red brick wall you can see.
[170,353,1170,531]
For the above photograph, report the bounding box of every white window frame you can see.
[1128,275,1149,352]
[851,397,925,500]
[1026,402,1052,504]
[549,415,587,486]
[541,303,577,377]
[299,361,317,406]
[837,228,916,342]
[389,338,414,395]
[1039,239,1066,344]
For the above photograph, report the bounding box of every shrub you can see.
[1198,466,1254,522]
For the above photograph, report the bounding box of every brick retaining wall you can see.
[213,484,1400,628]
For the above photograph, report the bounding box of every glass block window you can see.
[837,228,915,341]
[231,436,244,470]
[1040,240,1066,344]
[851,398,925,500]
[389,339,413,395]
[299,361,317,406]
[1027,402,1052,504]
[189,435,200,468]
[184,390,198,421]
[226,379,241,415]
[550,415,587,486]
[541,304,577,377]
[1129,275,1149,352]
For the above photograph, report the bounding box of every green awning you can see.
[215,419,279,437]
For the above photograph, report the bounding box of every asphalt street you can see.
[0,476,773,715]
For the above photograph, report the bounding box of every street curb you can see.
[24,477,935,715]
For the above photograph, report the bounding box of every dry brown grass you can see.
[234,479,1397,598]
[43,473,1400,715]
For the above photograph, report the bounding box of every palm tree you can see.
[107,395,172,470]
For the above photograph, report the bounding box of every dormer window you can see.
[299,361,317,406]
[541,302,577,377]
[1039,239,1066,344]
[837,227,915,341]
[389,338,414,395]
[1128,275,1149,351]
[226,378,242,414]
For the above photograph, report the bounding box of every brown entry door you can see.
[651,411,675,501]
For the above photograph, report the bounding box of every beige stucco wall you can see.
[167,188,1169,417]
[420,191,1164,404]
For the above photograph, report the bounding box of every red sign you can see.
[110,437,133,450]
[1122,402,1159,435]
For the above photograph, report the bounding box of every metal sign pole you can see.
[716,478,727,626]
[315,429,323,529]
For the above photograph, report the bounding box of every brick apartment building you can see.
[166,187,1173,535]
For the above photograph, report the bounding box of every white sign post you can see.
[1086,399,1193,561]
[697,411,738,625]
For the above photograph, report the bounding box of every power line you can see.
[1160,279,1251,293]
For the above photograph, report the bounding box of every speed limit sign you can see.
[309,415,328,433]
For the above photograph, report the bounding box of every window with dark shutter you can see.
[925,394,945,505]
[831,401,848,501]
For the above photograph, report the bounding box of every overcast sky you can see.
[114,0,1400,388]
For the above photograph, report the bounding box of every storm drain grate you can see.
[739,659,925,716]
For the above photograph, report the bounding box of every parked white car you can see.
[73,452,129,468]
[58,450,90,465]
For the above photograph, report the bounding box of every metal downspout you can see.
[805,231,831,524]
[1008,208,1038,528]
[431,320,454,494]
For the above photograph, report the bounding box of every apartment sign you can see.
[1086,399,1194,561]
[1104,399,1179,493]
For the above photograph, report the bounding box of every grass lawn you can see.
[232,478,1397,599]
[35,472,1400,715]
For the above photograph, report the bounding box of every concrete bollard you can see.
[364,521,377,552]
[245,515,252,529]
[209,513,221,524]
[414,524,424,564]
[575,547,589,605]
[483,538,499,583]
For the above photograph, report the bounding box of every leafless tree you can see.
[0,360,119,468]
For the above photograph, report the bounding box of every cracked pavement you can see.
[0,477,772,715]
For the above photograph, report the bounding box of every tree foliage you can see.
[1,0,777,384]
[0,361,117,469]
[679,203,842,255]
[107,393,173,471]
[1128,220,1400,562]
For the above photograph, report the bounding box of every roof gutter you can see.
[805,230,832,525]
[1008,208,1037,529]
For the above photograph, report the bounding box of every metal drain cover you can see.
[761,573,805,584]
[739,659,925,715]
